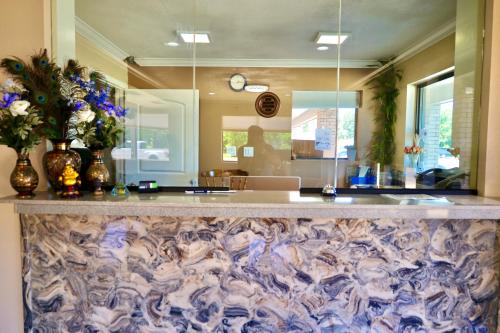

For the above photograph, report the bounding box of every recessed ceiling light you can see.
[208,92,216,95]
[317,46,329,51]
[315,32,349,45]
[180,32,211,44]
[165,41,179,47]
[244,85,269,93]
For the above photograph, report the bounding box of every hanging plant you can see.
[367,62,402,167]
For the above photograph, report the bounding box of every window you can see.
[291,91,359,159]
[416,72,459,171]
[221,116,291,163]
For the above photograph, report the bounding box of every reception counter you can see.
[3,191,499,332]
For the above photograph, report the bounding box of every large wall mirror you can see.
[64,0,483,190]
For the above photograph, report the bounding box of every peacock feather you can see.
[0,49,83,140]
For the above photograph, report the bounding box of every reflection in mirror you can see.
[291,91,359,160]
[345,0,483,190]
[74,0,197,186]
[69,0,483,190]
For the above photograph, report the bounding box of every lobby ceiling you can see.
[75,0,456,66]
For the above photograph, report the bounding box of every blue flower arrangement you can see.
[0,50,84,140]
[1,50,126,149]
[70,73,127,149]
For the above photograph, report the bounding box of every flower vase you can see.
[405,167,417,189]
[86,149,110,196]
[10,151,39,198]
[43,139,82,192]
[405,154,419,189]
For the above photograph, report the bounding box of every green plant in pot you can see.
[367,62,402,182]
[1,50,88,191]
[0,80,43,197]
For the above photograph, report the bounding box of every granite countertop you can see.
[2,191,500,219]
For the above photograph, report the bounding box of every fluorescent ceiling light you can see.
[315,32,349,45]
[165,41,179,47]
[244,84,269,93]
[180,32,211,44]
[317,46,329,51]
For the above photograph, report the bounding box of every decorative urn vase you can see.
[43,139,82,191]
[10,151,39,198]
[86,149,110,196]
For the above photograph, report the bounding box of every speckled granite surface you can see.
[22,214,499,332]
[4,191,500,218]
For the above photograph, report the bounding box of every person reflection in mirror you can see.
[237,125,280,175]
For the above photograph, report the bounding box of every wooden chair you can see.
[200,169,248,187]
[229,176,301,191]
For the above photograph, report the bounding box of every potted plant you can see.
[368,63,402,172]
[0,80,43,197]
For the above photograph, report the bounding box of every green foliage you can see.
[439,104,453,148]
[75,108,124,149]
[337,108,356,141]
[264,132,292,150]
[0,106,42,153]
[368,63,402,167]
[223,131,248,149]
[223,131,291,151]
[222,130,291,160]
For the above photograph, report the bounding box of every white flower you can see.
[9,100,30,117]
[76,109,95,123]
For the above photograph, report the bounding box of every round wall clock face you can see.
[255,92,280,118]
[229,73,247,91]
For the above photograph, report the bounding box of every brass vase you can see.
[43,139,82,191]
[10,152,39,198]
[86,149,110,196]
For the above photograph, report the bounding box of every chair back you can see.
[200,169,248,187]
[229,176,301,191]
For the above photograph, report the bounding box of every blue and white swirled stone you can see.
[21,215,499,332]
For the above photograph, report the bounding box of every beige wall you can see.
[0,0,50,332]
[75,32,128,87]
[478,0,500,197]
[393,34,456,170]
[129,66,374,186]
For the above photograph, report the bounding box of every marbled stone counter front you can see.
[22,214,499,332]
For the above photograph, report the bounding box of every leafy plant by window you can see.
[368,63,402,167]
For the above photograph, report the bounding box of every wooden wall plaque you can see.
[255,92,280,118]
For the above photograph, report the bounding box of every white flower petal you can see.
[9,100,30,117]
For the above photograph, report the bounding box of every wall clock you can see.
[255,92,280,118]
[229,73,247,92]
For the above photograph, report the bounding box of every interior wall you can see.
[0,0,50,331]
[394,34,456,169]
[129,66,374,186]
[75,32,128,87]
[478,0,500,197]
[453,0,484,187]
